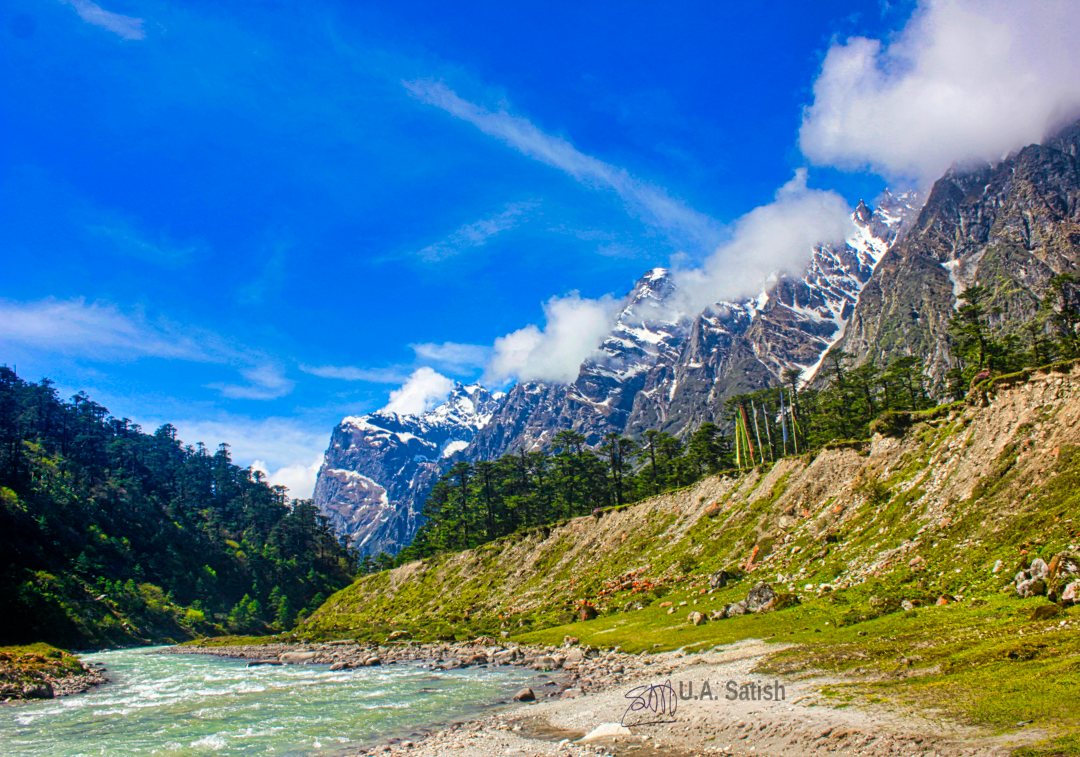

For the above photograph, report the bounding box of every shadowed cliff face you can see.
[313,384,502,556]
[831,121,1080,389]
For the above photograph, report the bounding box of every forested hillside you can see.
[0,368,356,648]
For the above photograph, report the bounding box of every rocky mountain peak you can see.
[854,199,873,224]
[314,382,504,555]
[826,117,1080,391]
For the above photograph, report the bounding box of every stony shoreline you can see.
[170,637,1043,755]
[167,635,650,699]
[0,653,108,702]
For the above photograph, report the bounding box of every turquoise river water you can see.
[0,647,543,756]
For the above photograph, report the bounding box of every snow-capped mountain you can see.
[466,267,687,459]
[315,121,1080,558]
[315,193,919,555]
[470,192,919,455]
[624,191,919,436]
[313,384,502,556]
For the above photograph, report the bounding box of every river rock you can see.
[363,656,382,667]
[579,723,632,743]
[513,687,536,702]
[563,647,585,664]
[279,651,317,664]
[531,655,560,671]
[21,682,54,699]
[492,649,516,665]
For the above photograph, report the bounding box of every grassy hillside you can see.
[293,363,1080,753]
[300,362,1079,642]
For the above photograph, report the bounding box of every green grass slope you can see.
[296,363,1080,752]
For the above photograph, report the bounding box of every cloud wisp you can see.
[410,341,489,373]
[62,0,145,40]
[301,342,488,395]
[0,297,292,400]
[87,216,205,267]
[405,80,721,253]
[208,364,294,401]
[416,202,535,262]
[0,298,205,361]
[300,364,412,384]
[800,0,1080,183]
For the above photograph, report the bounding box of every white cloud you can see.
[672,170,853,314]
[405,80,721,252]
[251,455,324,500]
[0,297,294,400]
[300,363,410,383]
[0,298,205,361]
[62,0,145,40]
[485,292,619,383]
[208,364,294,401]
[382,367,455,415]
[410,341,489,373]
[800,0,1080,183]
[159,416,327,499]
[416,202,535,262]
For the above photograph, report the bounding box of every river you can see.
[1,647,542,755]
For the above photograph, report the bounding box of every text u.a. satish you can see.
[678,680,786,701]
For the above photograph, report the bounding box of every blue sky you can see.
[4,0,1074,495]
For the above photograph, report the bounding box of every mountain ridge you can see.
[315,193,917,555]
[315,119,1080,557]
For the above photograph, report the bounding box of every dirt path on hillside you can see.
[371,640,1044,756]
